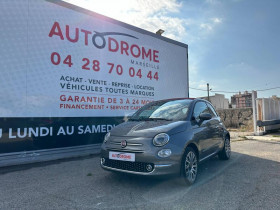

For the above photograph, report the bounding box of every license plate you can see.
[109,151,135,162]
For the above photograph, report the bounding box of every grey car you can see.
[100,98,231,185]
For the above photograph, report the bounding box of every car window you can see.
[131,99,192,121]
[192,101,210,121]
[207,103,218,117]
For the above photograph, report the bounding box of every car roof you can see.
[153,98,212,105]
[158,98,195,102]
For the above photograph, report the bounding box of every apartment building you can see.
[231,91,257,108]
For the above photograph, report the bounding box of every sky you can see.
[64,0,280,101]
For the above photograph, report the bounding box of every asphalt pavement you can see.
[0,139,279,210]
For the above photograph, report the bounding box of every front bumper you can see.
[101,159,174,175]
[100,142,183,176]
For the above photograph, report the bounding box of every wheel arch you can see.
[225,131,230,141]
[180,142,199,175]
[186,143,199,161]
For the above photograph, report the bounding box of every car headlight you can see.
[104,132,110,143]
[153,133,170,147]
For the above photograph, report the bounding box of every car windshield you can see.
[129,99,192,121]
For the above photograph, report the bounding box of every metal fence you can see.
[253,92,280,134]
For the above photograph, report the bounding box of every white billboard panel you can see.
[0,0,188,117]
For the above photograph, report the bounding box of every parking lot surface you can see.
[0,139,279,210]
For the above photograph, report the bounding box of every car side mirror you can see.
[199,113,212,121]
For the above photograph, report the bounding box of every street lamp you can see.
[207,83,212,102]
[207,83,210,101]
[156,29,165,36]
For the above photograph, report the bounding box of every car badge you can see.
[121,140,127,148]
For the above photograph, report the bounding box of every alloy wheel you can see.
[225,138,231,158]
[184,151,198,183]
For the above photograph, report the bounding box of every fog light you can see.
[101,158,105,164]
[158,149,172,158]
[146,164,153,172]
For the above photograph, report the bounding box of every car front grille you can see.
[103,158,154,173]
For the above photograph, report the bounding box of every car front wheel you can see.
[181,147,198,185]
[218,136,231,160]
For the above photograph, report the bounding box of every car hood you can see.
[110,120,188,138]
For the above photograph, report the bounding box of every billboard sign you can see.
[0,0,188,154]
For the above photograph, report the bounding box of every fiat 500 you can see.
[100,98,230,185]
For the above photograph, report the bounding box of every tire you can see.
[181,147,198,185]
[218,136,231,160]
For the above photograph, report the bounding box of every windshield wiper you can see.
[146,117,172,121]
[128,118,141,121]
[129,117,172,121]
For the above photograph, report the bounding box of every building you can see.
[201,94,229,110]
[271,95,280,101]
[231,91,257,108]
